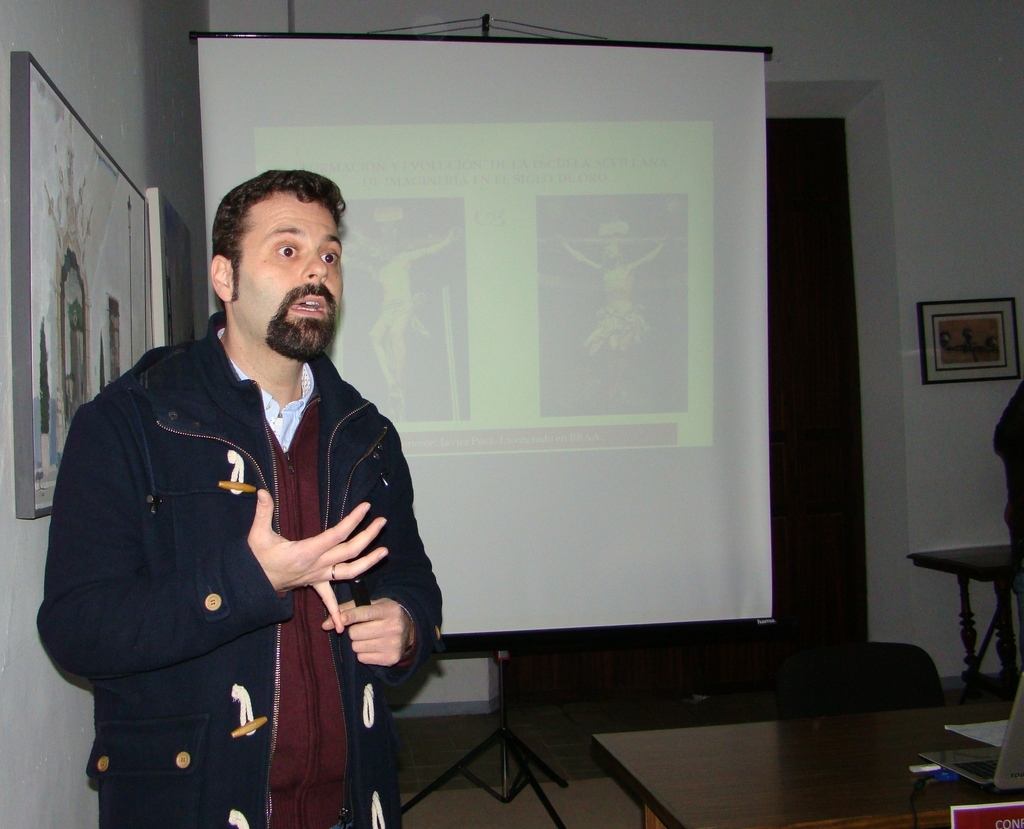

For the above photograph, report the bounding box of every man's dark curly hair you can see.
[212,170,346,277]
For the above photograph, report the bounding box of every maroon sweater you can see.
[268,401,349,829]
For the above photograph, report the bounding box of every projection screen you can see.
[197,35,772,642]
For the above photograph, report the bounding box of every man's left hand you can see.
[322,598,413,667]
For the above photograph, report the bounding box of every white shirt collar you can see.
[219,331,315,451]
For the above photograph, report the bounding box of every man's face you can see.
[217,193,343,362]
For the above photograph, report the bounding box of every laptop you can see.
[920,682,1024,791]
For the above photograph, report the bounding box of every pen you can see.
[218,480,257,493]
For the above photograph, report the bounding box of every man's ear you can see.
[210,255,235,303]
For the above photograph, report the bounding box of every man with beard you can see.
[38,170,444,829]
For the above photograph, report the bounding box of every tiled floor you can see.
[395,691,779,795]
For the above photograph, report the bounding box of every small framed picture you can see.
[917,297,1020,384]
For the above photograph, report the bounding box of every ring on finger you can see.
[331,564,337,581]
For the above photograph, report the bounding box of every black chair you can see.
[774,642,945,720]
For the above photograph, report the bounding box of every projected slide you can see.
[256,120,712,455]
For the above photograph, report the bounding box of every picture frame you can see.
[917,297,1020,385]
[146,187,195,348]
[10,52,149,519]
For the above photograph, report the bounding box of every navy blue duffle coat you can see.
[38,313,443,829]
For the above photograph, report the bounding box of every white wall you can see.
[202,0,1022,681]
[0,2,207,826]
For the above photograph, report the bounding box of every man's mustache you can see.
[281,282,337,311]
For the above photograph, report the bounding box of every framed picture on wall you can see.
[146,187,195,348]
[917,297,1020,385]
[10,52,149,519]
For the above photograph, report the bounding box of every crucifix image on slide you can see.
[340,200,468,423]
[559,227,666,404]
[367,225,457,418]
[537,194,689,418]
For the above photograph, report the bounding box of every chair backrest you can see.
[774,641,945,720]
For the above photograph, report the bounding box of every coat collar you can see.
[129,313,370,433]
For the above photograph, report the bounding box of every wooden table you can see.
[594,702,1018,829]
[909,545,1018,699]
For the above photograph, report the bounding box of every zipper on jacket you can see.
[260,412,284,826]
[330,621,353,829]
[322,402,372,525]
[266,623,282,827]
[333,426,388,527]
[321,408,385,826]
[261,417,283,533]
[154,424,271,494]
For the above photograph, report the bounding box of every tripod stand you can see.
[401,650,569,828]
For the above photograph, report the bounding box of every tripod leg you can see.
[505,727,569,787]
[401,728,503,813]
[503,733,568,829]
[400,649,571,829]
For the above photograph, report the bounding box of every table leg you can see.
[957,573,979,684]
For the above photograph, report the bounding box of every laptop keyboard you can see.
[955,759,998,778]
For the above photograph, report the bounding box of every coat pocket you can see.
[89,714,209,828]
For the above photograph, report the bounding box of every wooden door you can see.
[766,119,867,653]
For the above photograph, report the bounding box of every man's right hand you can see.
[248,492,387,594]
